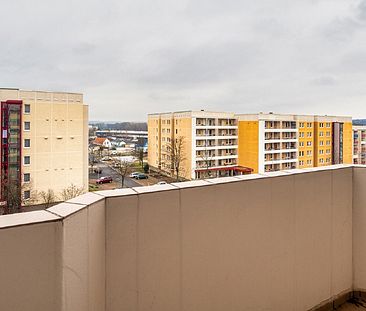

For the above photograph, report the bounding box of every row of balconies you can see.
[265,142,297,151]
[196,150,237,158]
[264,162,297,172]
[265,133,297,140]
[196,130,237,137]
[196,118,237,127]
[196,139,238,148]
[195,158,237,169]
[265,121,297,130]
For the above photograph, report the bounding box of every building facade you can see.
[0,88,88,208]
[148,111,353,179]
[148,111,252,180]
[353,125,366,165]
[238,113,353,173]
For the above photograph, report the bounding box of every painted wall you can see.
[106,167,354,311]
[343,122,353,164]
[238,121,259,173]
[298,121,314,168]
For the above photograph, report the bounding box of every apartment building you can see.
[0,88,88,208]
[148,111,353,178]
[238,113,353,173]
[353,125,366,164]
[148,111,252,180]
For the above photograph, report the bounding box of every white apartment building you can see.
[148,111,251,180]
[353,125,366,165]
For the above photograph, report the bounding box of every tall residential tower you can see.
[0,88,88,209]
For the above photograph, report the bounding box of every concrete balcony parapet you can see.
[1,164,366,311]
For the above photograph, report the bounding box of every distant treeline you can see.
[353,119,366,126]
[92,122,147,131]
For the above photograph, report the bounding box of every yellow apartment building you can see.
[237,113,353,173]
[148,111,252,180]
[0,88,88,207]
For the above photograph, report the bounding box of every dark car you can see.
[135,173,148,180]
[96,176,113,184]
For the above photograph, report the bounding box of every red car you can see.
[96,176,113,184]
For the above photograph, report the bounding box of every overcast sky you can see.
[1,0,366,121]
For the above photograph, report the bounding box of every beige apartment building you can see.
[353,125,366,164]
[0,88,88,207]
[149,110,353,179]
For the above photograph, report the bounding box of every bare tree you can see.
[115,160,133,188]
[39,189,58,208]
[59,184,85,201]
[134,147,144,170]
[164,136,186,181]
[0,181,38,214]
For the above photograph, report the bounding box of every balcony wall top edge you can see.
[47,202,88,218]
[0,210,61,230]
[0,165,362,228]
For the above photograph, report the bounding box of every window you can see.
[299,141,304,147]
[299,122,304,128]
[319,158,324,163]
[307,159,312,165]
[307,132,312,137]
[299,132,304,138]
[320,131,324,137]
[24,104,31,114]
[307,141,312,146]
[326,122,331,127]
[326,140,331,145]
[299,160,304,165]
[24,139,30,148]
[24,121,30,131]
[320,123,324,128]
[24,190,31,200]
[307,150,312,156]
[320,141,324,146]
[319,150,324,155]
[326,131,331,137]
[326,158,331,163]
[326,149,331,154]
[24,156,30,165]
[24,173,30,182]
[307,123,312,128]
[299,151,304,156]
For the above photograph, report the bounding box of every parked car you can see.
[129,172,140,178]
[135,173,148,180]
[101,156,112,162]
[93,168,102,174]
[156,181,167,185]
[96,176,113,184]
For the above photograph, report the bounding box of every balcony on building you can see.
[265,132,281,140]
[265,120,281,129]
[265,142,281,151]
[1,165,366,311]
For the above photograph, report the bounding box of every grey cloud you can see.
[1,0,366,121]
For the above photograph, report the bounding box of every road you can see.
[90,162,141,188]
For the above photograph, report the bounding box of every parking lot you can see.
[89,161,174,190]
